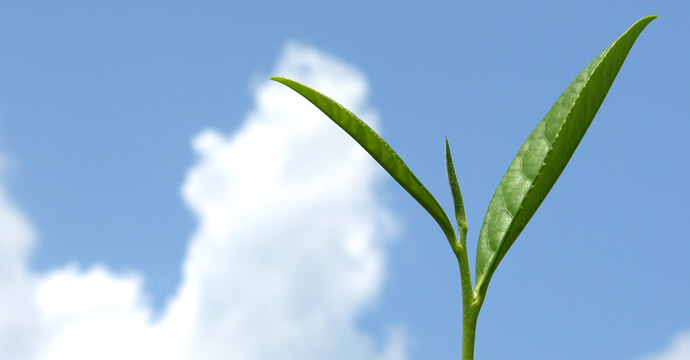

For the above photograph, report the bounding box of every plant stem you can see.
[461,302,479,360]
[453,228,482,360]
[455,230,473,317]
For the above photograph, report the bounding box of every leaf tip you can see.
[636,14,658,27]
[270,76,289,84]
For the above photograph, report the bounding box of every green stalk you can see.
[461,304,479,360]
[452,228,482,360]
[446,137,480,359]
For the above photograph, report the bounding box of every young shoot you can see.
[271,15,656,359]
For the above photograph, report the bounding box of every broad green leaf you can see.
[271,76,457,244]
[445,138,467,240]
[474,16,656,296]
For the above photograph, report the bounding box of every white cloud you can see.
[0,42,405,359]
[643,331,690,360]
[0,186,41,359]
[172,42,403,360]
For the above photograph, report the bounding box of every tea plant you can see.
[272,15,656,359]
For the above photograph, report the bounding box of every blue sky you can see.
[0,2,688,359]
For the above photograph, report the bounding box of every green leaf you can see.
[271,76,457,245]
[474,15,657,296]
[445,137,467,241]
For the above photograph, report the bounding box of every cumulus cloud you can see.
[0,186,41,359]
[0,42,404,359]
[173,43,402,359]
[643,331,690,360]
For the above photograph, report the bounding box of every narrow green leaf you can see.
[475,15,657,296]
[271,76,457,245]
[445,137,467,240]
